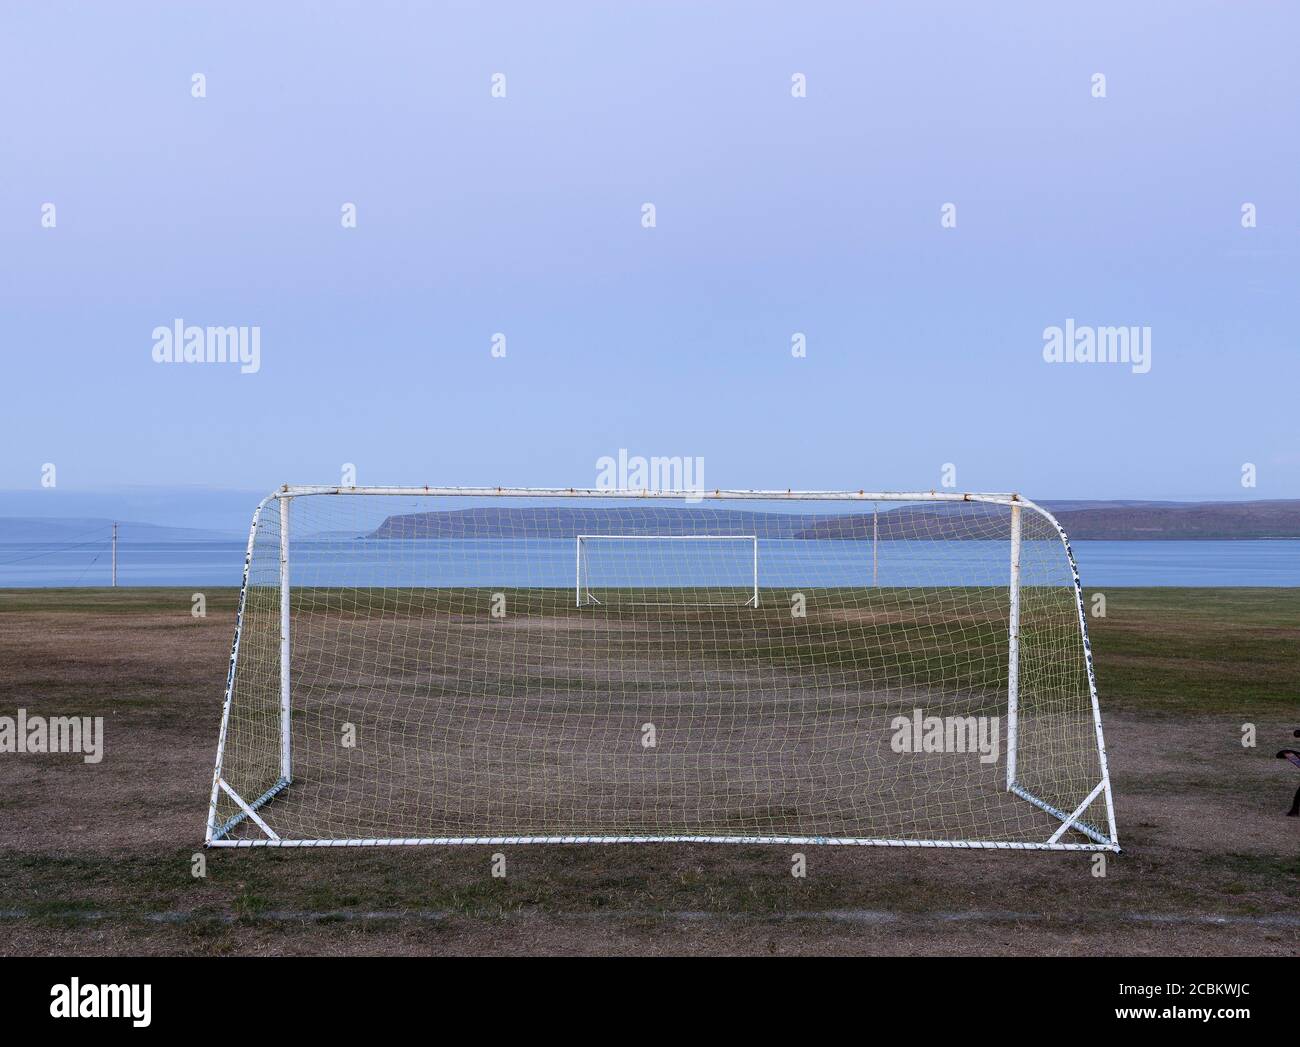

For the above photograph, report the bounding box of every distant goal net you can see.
[207,487,1119,852]
[576,534,759,608]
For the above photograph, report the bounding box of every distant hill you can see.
[1044,500,1300,540]
[792,500,1300,540]
[371,506,812,540]
[368,500,1300,541]
[4,501,1294,545]
[0,487,266,536]
[0,518,237,543]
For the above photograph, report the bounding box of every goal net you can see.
[207,487,1118,851]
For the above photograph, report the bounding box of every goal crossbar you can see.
[206,487,1120,853]
[275,485,1022,503]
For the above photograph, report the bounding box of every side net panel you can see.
[212,495,1111,847]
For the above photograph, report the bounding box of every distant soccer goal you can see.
[576,534,759,608]
[206,487,1119,852]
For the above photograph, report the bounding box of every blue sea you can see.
[0,538,1296,588]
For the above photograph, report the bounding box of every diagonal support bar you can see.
[219,779,281,842]
[1047,779,1107,845]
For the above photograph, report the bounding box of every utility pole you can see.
[112,523,117,587]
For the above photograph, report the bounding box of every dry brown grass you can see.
[0,587,1295,956]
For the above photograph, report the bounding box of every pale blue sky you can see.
[2,1,1297,506]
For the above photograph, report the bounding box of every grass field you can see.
[0,586,1296,956]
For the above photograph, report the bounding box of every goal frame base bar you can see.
[207,777,1118,852]
[207,835,1118,851]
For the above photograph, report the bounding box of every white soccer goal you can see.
[576,534,759,608]
[206,487,1119,852]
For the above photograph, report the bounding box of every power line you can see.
[72,552,106,586]
[0,528,114,566]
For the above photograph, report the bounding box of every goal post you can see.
[576,534,759,608]
[278,493,291,785]
[206,486,1119,852]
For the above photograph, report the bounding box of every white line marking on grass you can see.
[3,909,1298,927]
